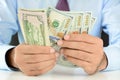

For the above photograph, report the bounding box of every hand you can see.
[57,33,108,75]
[9,44,57,76]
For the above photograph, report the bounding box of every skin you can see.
[8,32,107,76]
[9,44,58,76]
[57,32,108,75]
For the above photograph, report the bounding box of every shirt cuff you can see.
[103,45,120,71]
[0,44,15,71]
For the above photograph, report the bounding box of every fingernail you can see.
[50,48,55,53]
[57,40,63,46]
[64,35,70,40]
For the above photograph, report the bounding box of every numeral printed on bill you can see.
[18,7,96,67]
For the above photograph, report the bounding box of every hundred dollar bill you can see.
[67,12,84,34]
[47,7,73,50]
[80,12,92,33]
[47,7,73,40]
[88,17,96,33]
[18,9,50,46]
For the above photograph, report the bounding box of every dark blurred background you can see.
[10,31,109,47]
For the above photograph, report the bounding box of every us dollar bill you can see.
[47,7,73,39]
[67,12,84,34]
[47,7,73,50]
[18,9,50,46]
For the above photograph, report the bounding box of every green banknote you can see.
[47,7,73,39]
[18,9,50,46]
[66,12,84,34]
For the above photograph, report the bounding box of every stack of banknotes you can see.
[18,7,96,67]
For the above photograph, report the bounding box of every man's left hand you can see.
[57,33,108,75]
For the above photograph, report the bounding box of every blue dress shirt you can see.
[0,0,120,71]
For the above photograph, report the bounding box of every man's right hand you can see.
[9,44,57,76]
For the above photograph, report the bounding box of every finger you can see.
[63,34,101,44]
[66,56,90,69]
[58,40,95,52]
[62,49,92,62]
[24,53,56,63]
[37,64,55,75]
[26,59,56,70]
[19,59,55,73]
[16,44,55,54]
[66,56,98,75]
[24,64,55,76]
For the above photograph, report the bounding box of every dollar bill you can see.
[67,12,84,34]
[80,12,92,33]
[88,17,96,33]
[47,7,73,50]
[47,7,73,39]
[18,9,50,46]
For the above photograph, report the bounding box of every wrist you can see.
[98,53,108,71]
[6,48,18,69]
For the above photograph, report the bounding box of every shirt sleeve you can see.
[0,45,15,71]
[102,0,120,71]
[0,0,18,70]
